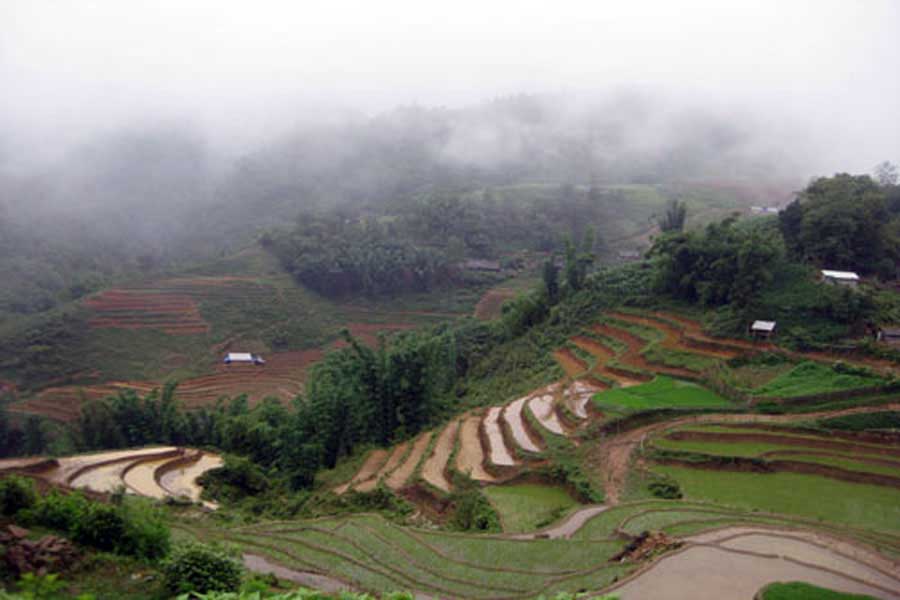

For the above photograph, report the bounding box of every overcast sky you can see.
[1,0,898,172]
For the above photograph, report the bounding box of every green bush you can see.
[450,489,501,532]
[73,503,126,552]
[117,498,170,559]
[648,479,682,499]
[162,543,244,595]
[0,476,38,516]
[20,491,89,531]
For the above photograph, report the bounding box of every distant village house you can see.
[820,270,860,288]
[617,250,642,261]
[462,259,502,272]
[750,320,776,339]
[877,327,900,347]
[223,352,266,365]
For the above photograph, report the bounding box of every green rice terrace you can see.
[3,299,899,598]
[148,308,897,599]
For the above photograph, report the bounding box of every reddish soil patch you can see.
[85,290,209,335]
[474,288,518,321]
[571,335,645,387]
[593,323,697,380]
[553,349,588,377]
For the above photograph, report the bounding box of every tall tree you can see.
[659,200,687,233]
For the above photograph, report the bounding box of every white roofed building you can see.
[820,270,860,288]
[223,353,265,365]
[750,320,776,339]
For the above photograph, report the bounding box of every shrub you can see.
[198,456,269,502]
[118,498,170,560]
[20,491,89,531]
[162,543,243,595]
[648,479,682,499]
[73,504,126,552]
[0,476,37,516]
[450,490,500,532]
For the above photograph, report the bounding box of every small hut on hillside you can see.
[877,327,900,347]
[462,259,502,272]
[750,320,776,339]
[821,270,860,288]
[223,353,265,365]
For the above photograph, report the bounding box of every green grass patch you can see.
[754,361,886,398]
[593,376,731,412]
[652,464,900,532]
[483,484,579,533]
[760,582,880,600]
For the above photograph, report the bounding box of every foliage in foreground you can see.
[6,478,170,560]
[162,543,244,595]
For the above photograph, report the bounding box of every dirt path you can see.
[509,505,609,540]
[355,442,410,493]
[528,394,566,436]
[503,397,542,452]
[386,433,433,490]
[455,416,495,482]
[595,403,900,505]
[421,420,460,493]
[334,449,390,495]
[610,527,900,600]
[243,554,354,593]
[484,406,516,466]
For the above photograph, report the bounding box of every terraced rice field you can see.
[386,433,433,490]
[528,394,566,436]
[15,348,323,421]
[355,442,410,493]
[160,453,224,503]
[455,416,494,482]
[421,420,460,492]
[503,397,542,453]
[484,406,516,467]
[85,289,209,335]
[176,498,900,599]
[0,447,221,506]
[334,450,390,495]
